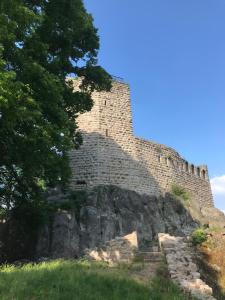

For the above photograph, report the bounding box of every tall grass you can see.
[0,259,192,300]
[199,230,225,299]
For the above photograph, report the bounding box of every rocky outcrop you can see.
[36,211,80,259]
[85,231,138,264]
[159,233,217,300]
[36,185,198,259]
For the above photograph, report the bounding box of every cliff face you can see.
[36,186,198,259]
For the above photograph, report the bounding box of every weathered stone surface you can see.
[36,186,198,259]
[85,231,138,264]
[37,211,80,259]
[159,233,217,300]
[200,207,225,228]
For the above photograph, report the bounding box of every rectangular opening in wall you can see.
[166,158,170,166]
[202,170,206,179]
[76,180,87,185]
[106,129,108,137]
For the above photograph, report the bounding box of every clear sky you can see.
[84,0,225,211]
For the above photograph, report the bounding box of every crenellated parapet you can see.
[135,138,209,181]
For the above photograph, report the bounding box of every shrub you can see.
[0,207,7,220]
[171,184,190,203]
[191,228,208,245]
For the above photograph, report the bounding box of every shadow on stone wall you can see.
[70,132,161,197]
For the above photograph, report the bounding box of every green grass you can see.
[0,259,192,300]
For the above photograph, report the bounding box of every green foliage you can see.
[191,228,208,246]
[0,259,195,300]
[0,207,7,220]
[150,276,191,300]
[0,1,111,210]
[11,198,49,231]
[171,184,190,203]
[131,254,145,270]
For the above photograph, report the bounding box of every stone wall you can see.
[158,233,216,300]
[135,138,213,207]
[69,79,214,208]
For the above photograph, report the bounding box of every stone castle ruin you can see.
[69,78,214,208]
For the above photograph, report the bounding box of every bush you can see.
[171,184,190,203]
[191,228,208,245]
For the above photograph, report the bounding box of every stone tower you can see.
[69,78,214,208]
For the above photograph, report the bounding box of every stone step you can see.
[138,246,159,252]
[135,251,164,262]
[143,257,163,262]
[137,251,162,256]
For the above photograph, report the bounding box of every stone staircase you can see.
[158,233,217,300]
[135,236,217,300]
[135,243,163,263]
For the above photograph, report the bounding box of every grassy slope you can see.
[0,259,192,300]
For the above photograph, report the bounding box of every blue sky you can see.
[84,0,225,211]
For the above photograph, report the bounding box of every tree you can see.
[0,0,112,211]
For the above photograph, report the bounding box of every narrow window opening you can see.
[104,100,107,106]
[202,170,206,180]
[167,157,171,166]
[158,155,161,163]
[197,167,200,177]
[185,162,189,172]
[191,164,194,174]
[76,180,87,185]
[106,129,108,136]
